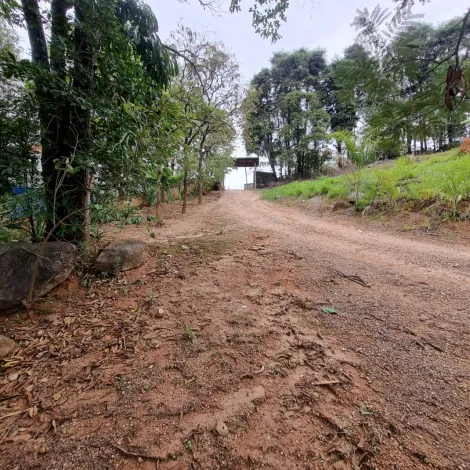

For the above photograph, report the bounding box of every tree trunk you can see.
[447,121,454,147]
[21,0,49,67]
[83,170,91,244]
[50,0,73,236]
[268,153,277,179]
[22,0,93,243]
[198,149,203,205]
[22,0,74,240]
[21,0,57,238]
[406,132,412,154]
[66,0,94,242]
[182,168,188,214]
[336,139,342,155]
[297,149,302,175]
[156,170,162,218]
[51,0,68,77]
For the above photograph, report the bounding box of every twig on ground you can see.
[331,269,371,288]
[414,339,427,349]
[182,426,203,441]
[0,409,28,420]
[312,379,342,386]
[110,442,159,461]
[315,411,345,432]
[404,327,444,353]
[422,339,445,353]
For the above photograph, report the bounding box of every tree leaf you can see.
[322,307,338,314]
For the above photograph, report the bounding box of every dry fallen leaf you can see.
[3,360,21,368]
[7,433,31,442]
[29,405,38,418]
[38,444,48,454]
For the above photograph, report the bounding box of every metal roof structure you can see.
[235,157,259,168]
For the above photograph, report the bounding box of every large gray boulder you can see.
[94,238,147,274]
[0,242,76,312]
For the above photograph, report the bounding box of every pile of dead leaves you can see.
[0,274,160,444]
[445,66,467,111]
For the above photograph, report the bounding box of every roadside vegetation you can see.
[2,1,470,246]
[262,149,470,218]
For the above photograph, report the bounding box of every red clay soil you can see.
[0,191,469,470]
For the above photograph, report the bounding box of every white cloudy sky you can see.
[15,0,470,188]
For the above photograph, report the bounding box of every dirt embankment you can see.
[0,190,469,470]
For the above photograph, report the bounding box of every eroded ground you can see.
[1,191,469,470]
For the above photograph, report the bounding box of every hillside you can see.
[262,150,470,220]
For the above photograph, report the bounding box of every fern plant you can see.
[352,3,425,54]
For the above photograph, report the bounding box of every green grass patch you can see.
[261,149,470,214]
[262,176,349,201]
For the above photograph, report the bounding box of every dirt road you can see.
[1,190,469,470]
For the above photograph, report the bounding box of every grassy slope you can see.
[262,149,470,213]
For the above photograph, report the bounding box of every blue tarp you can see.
[12,186,26,195]
[10,187,45,219]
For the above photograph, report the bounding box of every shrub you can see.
[140,184,158,207]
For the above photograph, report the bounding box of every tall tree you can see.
[319,62,358,154]
[242,70,277,176]
[243,48,331,177]
[2,0,177,241]
[170,27,239,210]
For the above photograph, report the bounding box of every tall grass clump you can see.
[261,149,470,215]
